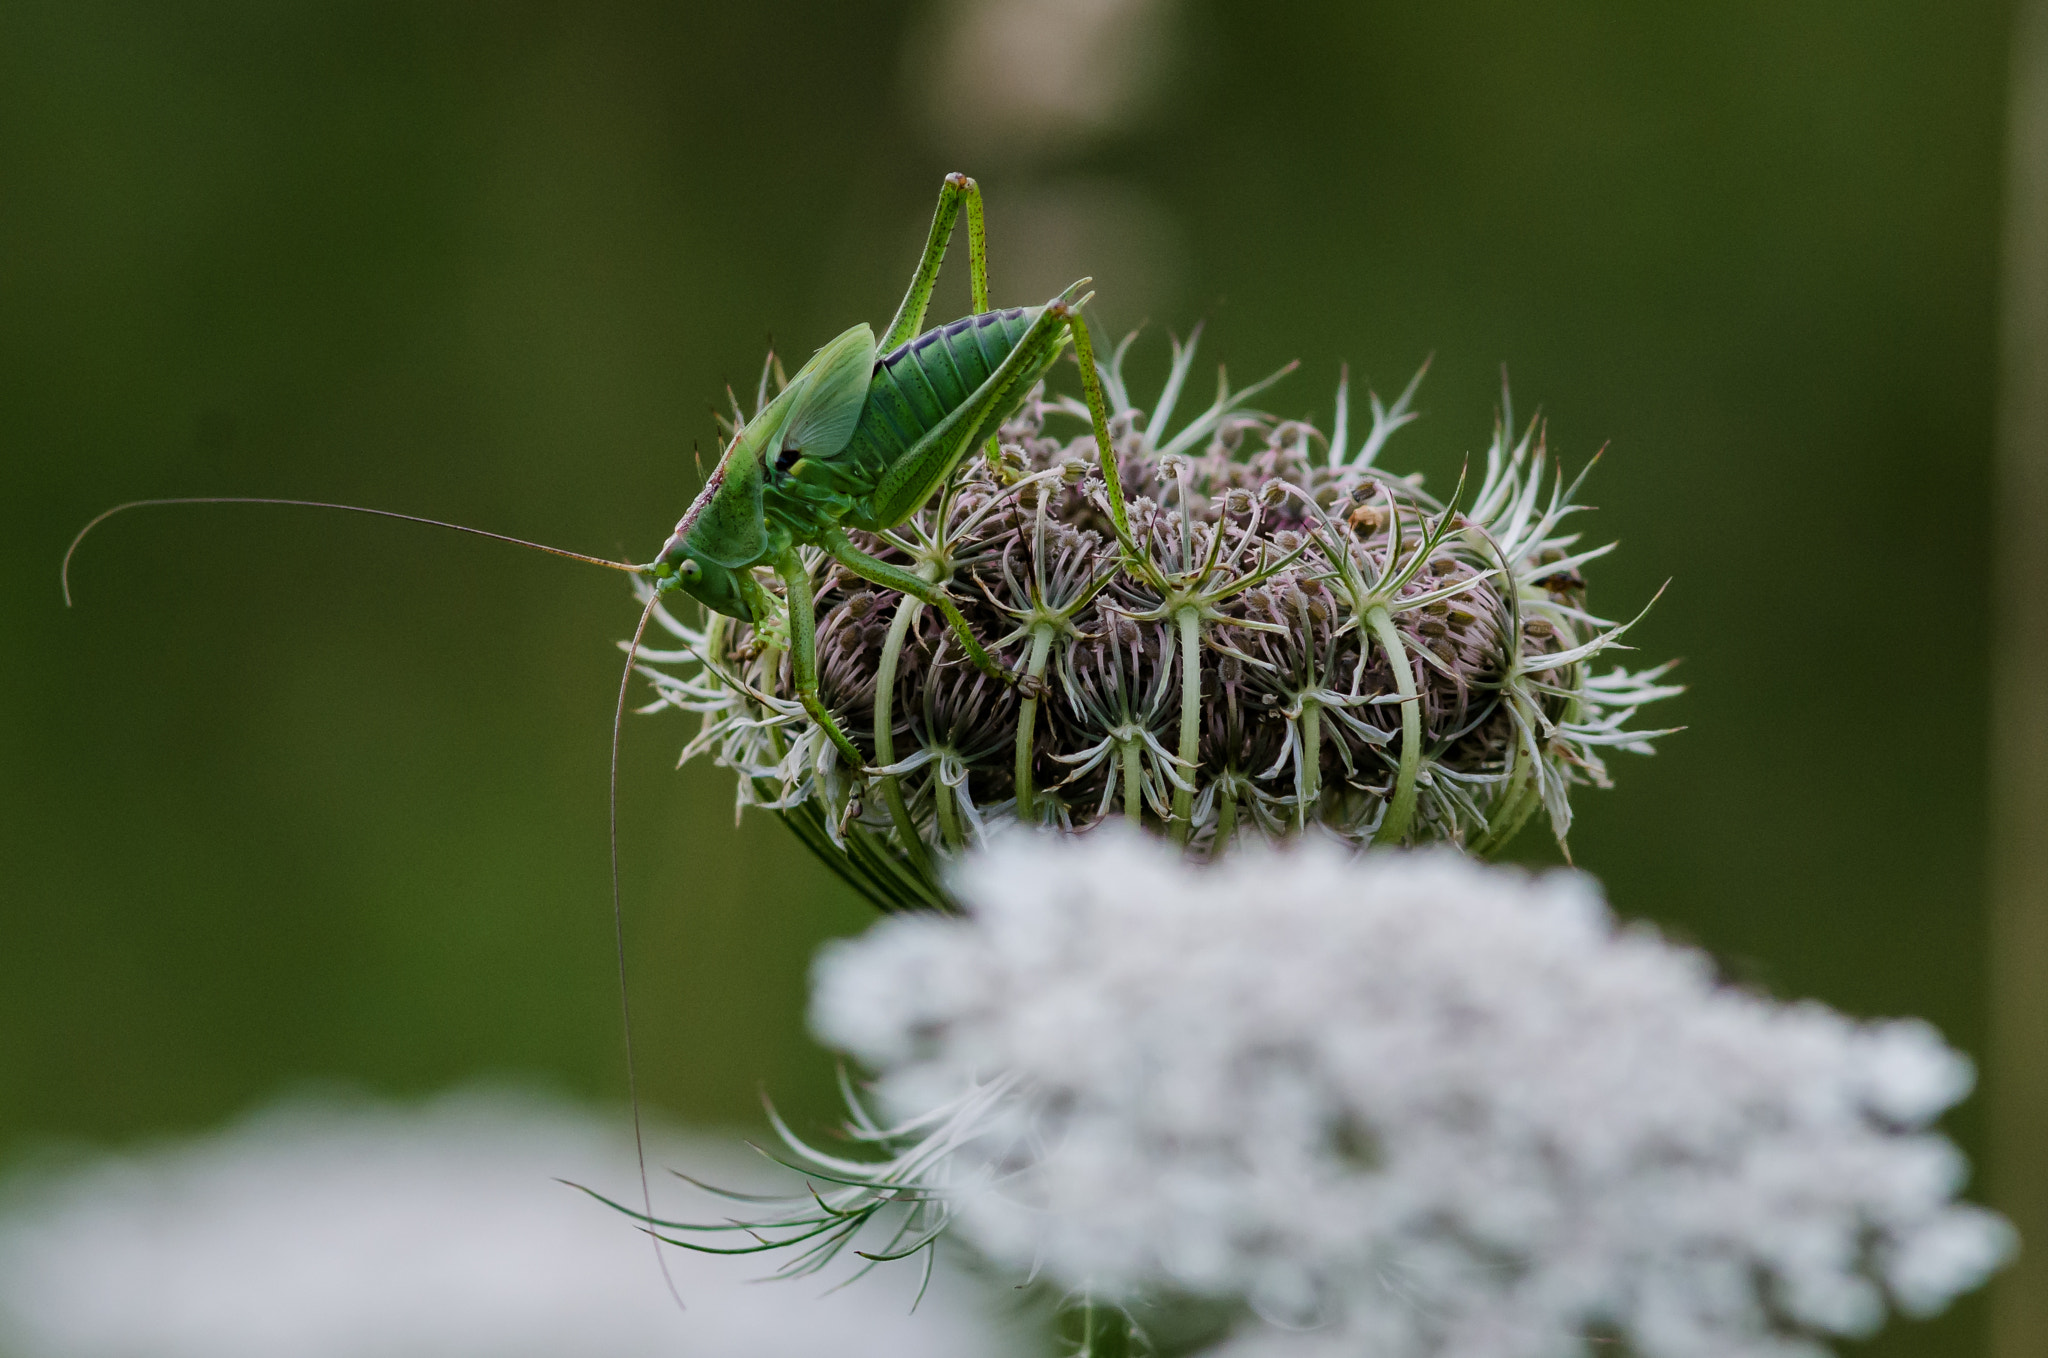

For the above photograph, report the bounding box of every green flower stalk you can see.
[632,332,1678,908]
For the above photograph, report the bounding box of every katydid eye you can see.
[677,558,701,579]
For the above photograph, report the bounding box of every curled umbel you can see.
[635,334,1678,909]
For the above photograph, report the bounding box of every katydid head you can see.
[644,320,882,624]
[649,532,755,621]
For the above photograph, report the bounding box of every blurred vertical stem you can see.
[873,592,933,878]
[1367,604,1422,844]
[1216,774,1239,848]
[1171,604,1202,841]
[1993,1,2048,1353]
[1121,740,1143,826]
[1072,1298,1131,1358]
[1011,624,1057,822]
[931,772,964,851]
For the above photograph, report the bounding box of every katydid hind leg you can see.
[882,173,978,351]
[959,179,1008,475]
[866,283,1087,529]
[1057,303,1138,546]
[964,178,990,313]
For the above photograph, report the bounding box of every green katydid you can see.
[60,171,1136,1300]
[68,173,1131,774]
[645,171,1127,769]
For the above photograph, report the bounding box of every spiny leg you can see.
[888,175,1007,480]
[829,291,1093,696]
[882,173,983,350]
[867,284,1085,528]
[964,179,991,313]
[772,548,868,769]
[1057,303,1137,548]
[880,295,1125,542]
[957,180,1010,477]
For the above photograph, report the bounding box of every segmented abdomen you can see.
[839,307,1034,476]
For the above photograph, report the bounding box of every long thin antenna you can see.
[614,589,686,1312]
[69,492,686,1307]
[62,497,646,605]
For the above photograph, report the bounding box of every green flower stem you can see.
[1297,697,1322,830]
[872,592,933,877]
[843,817,945,911]
[1293,590,1324,831]
[1011,623,1058,822]
[703,609,729,665]
[1471,697,1545,855]
[1367,603,1423,845]
[1170,604,1202,842]
[724,611,937,910]
[932,772,964,850]
[1473,761,1540,856]
[1076,1298,1131,1358]
[1216,773,1239,848]
[1121,740,1143,827]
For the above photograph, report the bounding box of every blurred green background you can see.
[0,2,2011,1353]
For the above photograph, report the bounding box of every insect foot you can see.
[1011,671,1051,700]
[634,336,1679,911]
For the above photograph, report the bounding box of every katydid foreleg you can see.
[772,547,868,768]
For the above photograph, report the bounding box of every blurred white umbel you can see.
[807,831,2014,1358]
[0,1087,1027,1358]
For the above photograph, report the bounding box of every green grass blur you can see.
[0,3,2008,1353]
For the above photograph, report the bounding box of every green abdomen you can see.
[839,307,1036,476]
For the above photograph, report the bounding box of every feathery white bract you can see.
[810,831,2012,1357]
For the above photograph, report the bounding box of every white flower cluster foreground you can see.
[812,831,2014,1358]
[0,1087,1027,1358]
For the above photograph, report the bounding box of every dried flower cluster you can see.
[755,832,2009,1358]
[633,335,1678,905]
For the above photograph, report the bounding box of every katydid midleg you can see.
[61,170,1133,1301]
